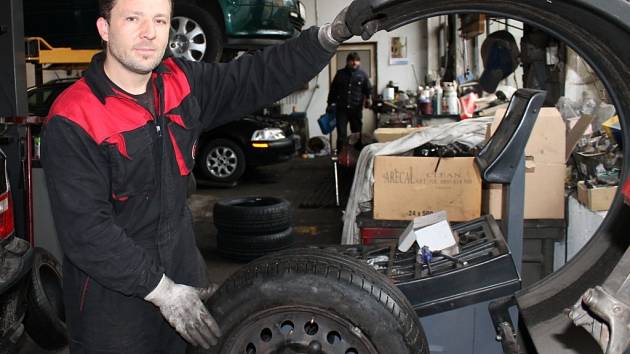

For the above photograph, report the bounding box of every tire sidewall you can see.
[216,228,294,261]
[24,248,67,349]
[213,196,292,235]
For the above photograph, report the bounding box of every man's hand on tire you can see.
[318,0,381,52]
[145,275,221,349]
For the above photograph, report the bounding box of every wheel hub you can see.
[222,306,378,354]
[169,33,190,55]
[169,16,207,62]
[207,146,238,178]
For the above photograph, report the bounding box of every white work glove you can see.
[145,274,221,349]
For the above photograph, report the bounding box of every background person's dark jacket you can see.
[328,66,372,109]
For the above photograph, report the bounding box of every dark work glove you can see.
[345,0,381,40]
[145,275,222,349]
[318,0,381,52]
[326,104,337,113]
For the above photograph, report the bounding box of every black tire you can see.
[217,227,294,261]
[0,278,28,354]
[213,196,291,235]
[23,248,67,350]
[197,138,246,183]
[170,4,223,63]
[206,248,428,353]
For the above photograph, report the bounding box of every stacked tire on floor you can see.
[213,197,294,261]
[24,248,67,351]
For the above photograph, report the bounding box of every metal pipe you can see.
[25,124,33,246]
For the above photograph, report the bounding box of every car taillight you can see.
[0,191,14,240]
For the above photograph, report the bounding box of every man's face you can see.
[347,59,361,70]
[97,0,171,75]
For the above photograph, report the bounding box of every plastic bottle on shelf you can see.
[433,84,443,115]
[420,92,432,115]
[443,83,459,115]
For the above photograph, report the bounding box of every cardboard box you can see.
[483,162,566,219]
[374,127,424,143]
[484,107,566,219]
[489,107,566,165]
[577,181,617,211]
[373,156,482,221]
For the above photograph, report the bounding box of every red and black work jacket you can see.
[41,27,333,299]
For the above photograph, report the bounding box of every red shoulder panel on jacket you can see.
[162,58,191,114]
[46,78,152,144]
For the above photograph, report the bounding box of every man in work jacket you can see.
[40,0,381,352]
[328,51,372,150]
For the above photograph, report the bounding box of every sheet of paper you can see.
[398,211,450,252]
[413,220,457,251]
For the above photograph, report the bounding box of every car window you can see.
[27,84,70,117]
[28,88,55,116]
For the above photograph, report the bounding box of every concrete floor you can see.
[19,156,347,353]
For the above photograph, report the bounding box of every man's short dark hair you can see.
[98,0,117,21]
[346,52,361,62]
[98,0,173,21]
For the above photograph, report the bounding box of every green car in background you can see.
[170,0,306,62]
[23,0,306,63]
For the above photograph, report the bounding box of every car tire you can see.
[198,138,246,184]
[205,248,428,353]
[213,196,291,235]
[23,248,67,350]
[170,4,223,63]
[0,281,28,354]
[217,228,294,261]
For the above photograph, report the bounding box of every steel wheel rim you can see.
[222,306,378,354]
[207,146,238,178]
[169,16,207,62]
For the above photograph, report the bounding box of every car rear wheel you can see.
[198,138,246,183]
[170,4,223,63]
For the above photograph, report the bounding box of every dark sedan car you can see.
[27,79,299,184]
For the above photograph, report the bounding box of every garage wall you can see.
[286,0,427,141]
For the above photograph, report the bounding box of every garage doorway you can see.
[329,42,378,148]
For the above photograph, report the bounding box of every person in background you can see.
[40,0,380,352]
[328,51,372,150]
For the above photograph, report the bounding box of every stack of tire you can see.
[214,197,294,261]
[24,248,67,352]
